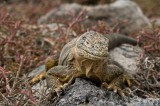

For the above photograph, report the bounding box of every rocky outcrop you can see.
[109,44,143,75]
[44,78,160,106]
[38,0,151,34]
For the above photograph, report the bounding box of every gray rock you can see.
[38,0,151,34]
[32,79,48,99]
[152,18,160,27]
[46,78,160,106]
[40,23,67,38]
[54,78,123,106]
[109,44,143,75]
[28,65,45,78]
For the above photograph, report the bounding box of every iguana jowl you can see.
[46,31,138,96]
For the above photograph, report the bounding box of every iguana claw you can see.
[101,74,135,97]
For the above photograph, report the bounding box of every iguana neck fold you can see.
[72,46,105,78]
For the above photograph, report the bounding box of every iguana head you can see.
[75,31,109,60]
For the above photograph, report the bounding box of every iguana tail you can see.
[106,33,140,50]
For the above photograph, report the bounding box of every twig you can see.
[134,88,154,98]
[20,89,37,105]
[66,8,88,38]
[4,20,22,55]
[0,66,11,93]
[11,55,26,94]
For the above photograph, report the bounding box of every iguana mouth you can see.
[78,48,108,60]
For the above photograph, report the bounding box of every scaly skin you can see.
[45,31,138,96]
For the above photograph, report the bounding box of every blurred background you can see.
[0,0,160,23]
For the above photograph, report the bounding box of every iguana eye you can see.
[83,40,92,48]
[82,36,86,40]
[86,41,89,44]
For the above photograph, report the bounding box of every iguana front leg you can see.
[46,66,69,90]
[102,64,133,96]
[46,66,78,92]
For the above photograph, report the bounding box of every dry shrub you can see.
[133,27,160,98]
[137,27,160,56]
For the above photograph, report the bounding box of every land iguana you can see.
[44,31,139,96]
